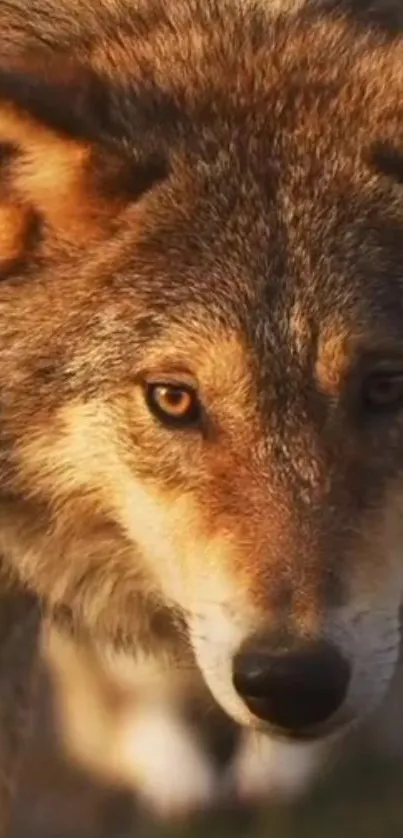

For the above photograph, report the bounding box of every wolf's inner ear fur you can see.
[0,58,168,266]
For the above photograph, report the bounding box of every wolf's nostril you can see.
[232,636,350,734]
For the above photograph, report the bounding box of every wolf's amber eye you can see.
[145,383,201,427]
[362,371,403,412]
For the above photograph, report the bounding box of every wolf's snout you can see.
[232,636,351,735]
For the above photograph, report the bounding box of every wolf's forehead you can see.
[131,158,403,350]
[142,279,403,397]
[142,298,334,385]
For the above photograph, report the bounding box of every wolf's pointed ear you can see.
[0,57,167,265]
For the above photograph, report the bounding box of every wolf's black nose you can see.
[232,636,350,734]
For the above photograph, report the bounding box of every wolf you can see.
[0,0,403,829]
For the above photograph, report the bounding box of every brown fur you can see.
[0,584,39,835]
[0,0,403,830]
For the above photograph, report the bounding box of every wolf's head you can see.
[1,0,403,743]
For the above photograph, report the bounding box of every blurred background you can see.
[9,623,403,838]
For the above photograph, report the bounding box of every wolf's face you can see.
[1,2,403,742]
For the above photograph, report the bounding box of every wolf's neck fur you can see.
[0,576,40,836]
